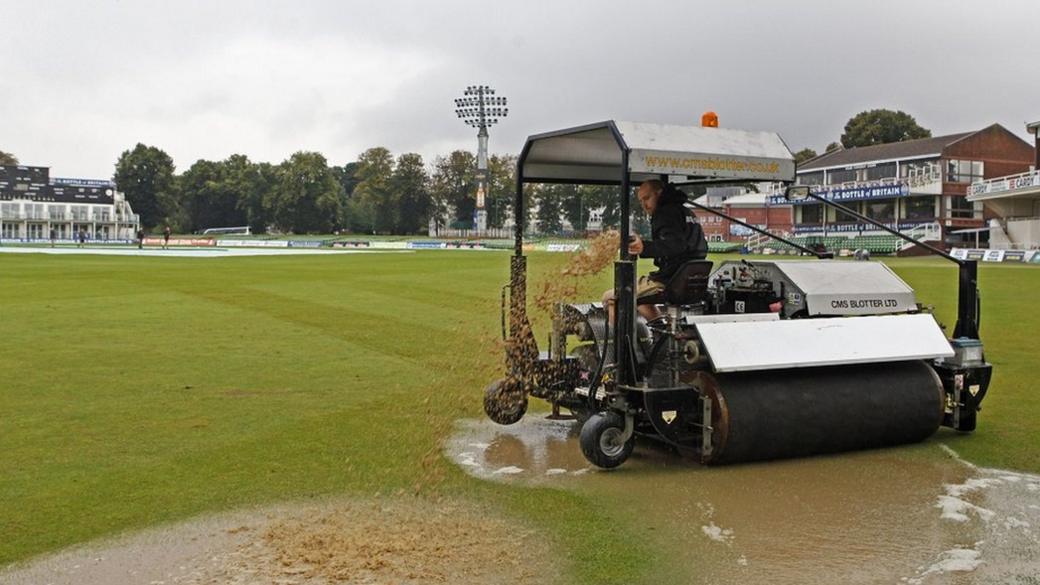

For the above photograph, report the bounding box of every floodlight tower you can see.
[454,85,508,233]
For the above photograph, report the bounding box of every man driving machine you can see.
[602,179,708,324]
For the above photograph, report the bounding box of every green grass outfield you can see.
[1,250,1038,581]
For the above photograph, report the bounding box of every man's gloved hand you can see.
[628,234,644,256]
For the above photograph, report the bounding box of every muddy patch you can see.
[0,497,558,585]
[448,417,1040,584]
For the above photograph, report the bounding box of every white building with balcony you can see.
[966,120,1040,249]
[784,124,1035,245]
[0,165,140,242]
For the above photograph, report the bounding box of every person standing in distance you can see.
[163,225,171,249]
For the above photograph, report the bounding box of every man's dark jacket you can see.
[639,185,708,282]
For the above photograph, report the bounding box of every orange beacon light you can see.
[701,111,719,128]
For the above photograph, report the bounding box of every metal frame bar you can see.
[798,190,980,339]
[803,192,956,262]
[514,122,641,385]
[615,151,635,385]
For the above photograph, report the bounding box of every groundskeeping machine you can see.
[484,119,992,469]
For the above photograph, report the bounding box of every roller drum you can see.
[702,360,944,465]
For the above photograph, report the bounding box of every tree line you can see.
[7,108,932,233]
[792,109,932,165]
[110,144,650,235]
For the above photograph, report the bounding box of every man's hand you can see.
[628,234,644,256]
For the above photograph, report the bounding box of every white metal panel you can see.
[684,313,780,325]
[524,129,623,168]
[617,121,795,182]
[615,121,793,159]
[696,313,953,373]
[769,261,917,315]
[522,124,623,182]
[520,120,795,183]
[768,261,913,295]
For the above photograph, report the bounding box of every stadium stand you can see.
[757,234,902,255]
[708,241,742,253]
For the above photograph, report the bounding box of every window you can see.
[797,171,825,186]
[49,205,65,220]
[833,206,860,223]
[865,163,897,181]
[949,196,977,219]
[904,197,936,221]
[799,204,822,224]
[946,160,984,183]
[827,168,857,185]
[864,199,896,223]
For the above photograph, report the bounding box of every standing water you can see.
[448,417,1040,584]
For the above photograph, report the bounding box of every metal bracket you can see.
[700,394,713,457]
[618,412,635,444]
[953,373,964,430]
[669,305,681,387]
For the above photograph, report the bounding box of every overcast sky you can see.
[3,0,1039,178]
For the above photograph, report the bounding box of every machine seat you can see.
[638,260,713,306]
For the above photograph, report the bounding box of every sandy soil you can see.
[0,497,558,585]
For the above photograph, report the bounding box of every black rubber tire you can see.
[579,411,634,469]
[483,378,527,425]
[570,343,600,372]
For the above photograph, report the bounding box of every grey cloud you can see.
[2,0,1038,178]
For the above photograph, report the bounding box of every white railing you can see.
[899,222,942,250]
[771,170,942,200]
[901,222,942,241]
[202,226,252,235]
[430,227,514,239]
[905,168,944,189]
[968,169,1040,199]
[746,230,793,249]
[745,232,770,249]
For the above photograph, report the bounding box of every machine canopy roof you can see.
[520,120,796,185]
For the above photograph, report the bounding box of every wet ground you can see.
[0,498,557,585]
[447,417,1040,584]
[0,246,408,258]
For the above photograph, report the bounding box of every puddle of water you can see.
[449,418,1040,585]
[447,417,592,482]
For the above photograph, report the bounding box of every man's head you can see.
[637,180,665,215]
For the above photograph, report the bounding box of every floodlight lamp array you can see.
[454,85,508,128]
[464,85,495,95]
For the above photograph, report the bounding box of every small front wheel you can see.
[483,378,527,425]
[579,411,634,469]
